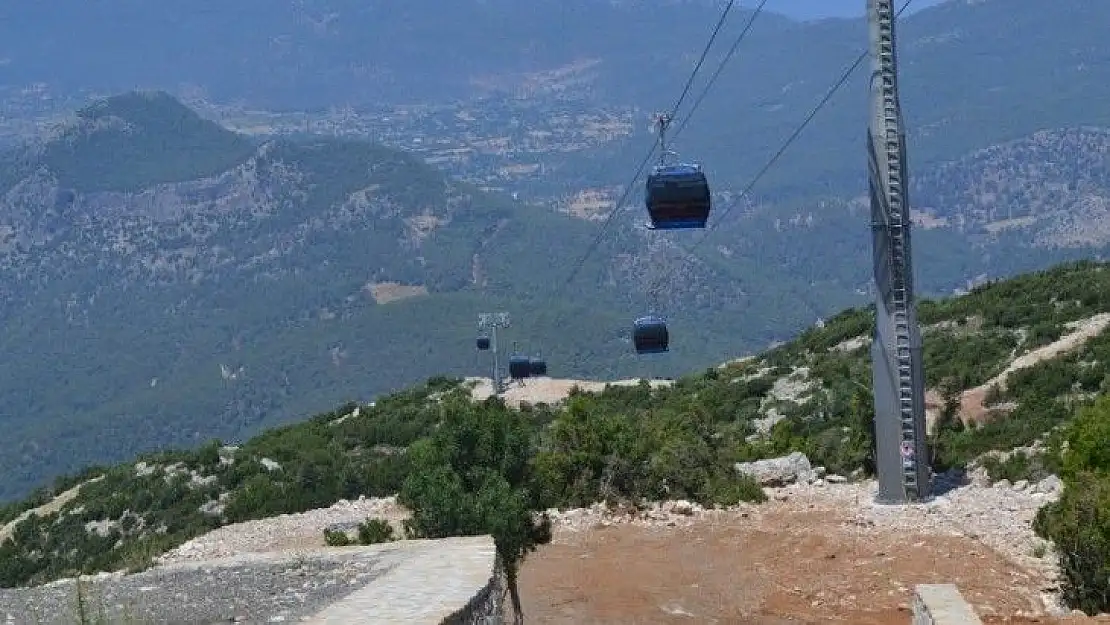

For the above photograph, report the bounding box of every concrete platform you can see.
[913,584,984,625]
[304,535,500,624]
[0,535,501,624]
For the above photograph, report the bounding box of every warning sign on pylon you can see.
[900,441,914,459]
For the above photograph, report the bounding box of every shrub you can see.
[323,529,352,546]
[1033,472,1110,615]
[357,519,395,545]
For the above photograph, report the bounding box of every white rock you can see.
[735,452,816,486]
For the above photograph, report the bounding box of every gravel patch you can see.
[543,467,1069,614]
[156,495,409,566]
[0,550,390,624]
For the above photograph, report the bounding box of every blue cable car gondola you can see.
[633,315,669,354]
[644,113,711,230]
[529,357,548,377]
[508,354,532,379]
[476,336,491,350]
[645,163,711,229]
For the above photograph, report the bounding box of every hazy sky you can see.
[755,0,950,20]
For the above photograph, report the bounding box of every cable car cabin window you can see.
[508,356,531,379]
[633,316,670,354]
[645,165,711,229]
[529,358,547,377]
[476,336,491,350]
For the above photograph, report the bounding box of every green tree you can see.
[930,376,966,469]
[398,396,549,623]
[848,385,877,476]
[1062,395,1110,479]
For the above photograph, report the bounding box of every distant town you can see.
[0,82,637,213]
[211,97,636,205]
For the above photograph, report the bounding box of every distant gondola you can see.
[633,315,669,354]
[529,357,548,377]
[508,354,532,379]
[645,163,711,230]
[476,336,491,350]
[54,188,77,210]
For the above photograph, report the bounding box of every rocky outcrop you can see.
[545,499,706,532]
[735,451,820,486]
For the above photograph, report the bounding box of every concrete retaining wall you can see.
[912,584,984,625]
[304,535,501,624]
[440,559,504,625]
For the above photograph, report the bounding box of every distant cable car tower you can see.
[477,312,511,394]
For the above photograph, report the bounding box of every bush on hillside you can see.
[530,395,767,509]
[1033,472,1110,615]
[1033,396,1110,615]
[358,519,395,545]
[1060,395,1110,479]
[321,519,396,547]
[977,450,1054,483]
[323,529,352,546]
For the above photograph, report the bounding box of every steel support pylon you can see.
[478,312,511,395]
[866,0,931,503]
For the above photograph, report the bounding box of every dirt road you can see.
[516,486,1107,624]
